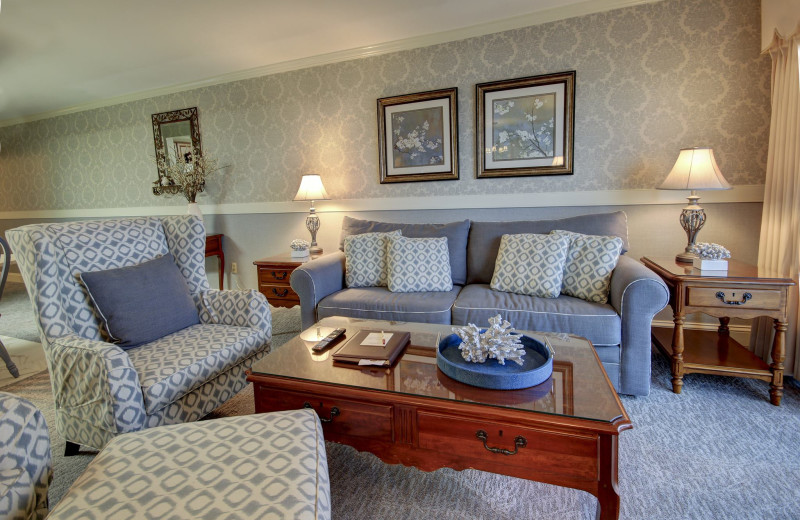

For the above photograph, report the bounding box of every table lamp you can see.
[293,174,330,255]
[658,147,731,263]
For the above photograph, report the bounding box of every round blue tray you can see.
[437,333,554,390]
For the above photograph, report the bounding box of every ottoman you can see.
[48,409,331,520]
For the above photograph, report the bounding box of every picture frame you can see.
[476,71,575,178]
[377,88,458,183]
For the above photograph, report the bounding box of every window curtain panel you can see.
[750,8,800,378]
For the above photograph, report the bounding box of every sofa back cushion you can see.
[467,211,629,285]
[340,216,470,285]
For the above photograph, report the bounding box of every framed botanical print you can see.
[378,88,459,183]
[476,71,575,178]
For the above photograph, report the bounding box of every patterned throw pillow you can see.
[551,230,624,303]
[490,233,569,298]
[387,235,453,293]
[344,231,402,288]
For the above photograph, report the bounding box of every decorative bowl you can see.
[436,333,554,390]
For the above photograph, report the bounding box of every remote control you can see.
[312,328,346,352]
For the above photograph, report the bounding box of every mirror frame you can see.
[151,107,201,195]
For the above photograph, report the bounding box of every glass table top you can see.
[251,316,627,424]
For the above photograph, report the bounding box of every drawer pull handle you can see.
[475,430,527,456]
[272,271,288,280]
[715,291,752,306]
[303,402,340,423]
[272,288,289,298]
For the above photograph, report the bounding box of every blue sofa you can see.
[290,212,669,396]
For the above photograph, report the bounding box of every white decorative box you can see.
[693,257,728,271]
[291,249,310,258]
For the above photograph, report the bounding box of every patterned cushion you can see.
[490,233,569,298]
[551,230,623,304]
[80,253,200,349]
[47,409,331,520]
[344,231,401,288]
[0,393,52,520]
[387,235,453,293]
[126,323,269,414]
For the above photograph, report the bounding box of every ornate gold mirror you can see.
[151,107,201,195]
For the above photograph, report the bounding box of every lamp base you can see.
[675,251,696,264]
[309,246,323,256]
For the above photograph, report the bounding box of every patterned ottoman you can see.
[48,409,331,520]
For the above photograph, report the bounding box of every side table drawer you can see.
[258,266,295,283]
[417,412,598,480]
[687,287,783,311]
[255,386,394,442]
[259,283,299,301]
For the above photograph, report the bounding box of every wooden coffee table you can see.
[247,317,631,519]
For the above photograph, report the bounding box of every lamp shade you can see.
[293,174,330,201]
[658,148,732,191]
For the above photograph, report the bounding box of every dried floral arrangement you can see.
[160,151,221,203]
[291,239,310,251]
[689,242,731,260]
[452,314,526,366]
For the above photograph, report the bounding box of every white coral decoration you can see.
[452,314,526,366]
[688,242,731,260]
[290,239,310,251]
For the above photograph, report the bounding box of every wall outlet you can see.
[231,262,238,274]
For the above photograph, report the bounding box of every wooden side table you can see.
[205,234,224,289]
[641,256,795,405]
[253,254,317,308]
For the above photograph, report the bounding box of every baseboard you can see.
[651,319,751,345]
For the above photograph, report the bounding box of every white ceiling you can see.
[0,0,638,124]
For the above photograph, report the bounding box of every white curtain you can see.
[750,12,800,377]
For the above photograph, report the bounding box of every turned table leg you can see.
[769,319,787,406]
[670,313,685,394]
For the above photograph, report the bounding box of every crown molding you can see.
[0,0,658,128]
[0,185,763,220]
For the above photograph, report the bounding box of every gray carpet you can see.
[0,281,40,342]
[2,284,800,519]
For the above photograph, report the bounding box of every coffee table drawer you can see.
[255,387,393,442]
[417,412,599,480]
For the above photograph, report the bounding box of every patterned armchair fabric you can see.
[6,216,272,450]
[48,409,331,520]
[0,392,53,520]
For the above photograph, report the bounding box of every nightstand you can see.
[641,256,795,405]
[253,254,316,308]
[205,234,224,289]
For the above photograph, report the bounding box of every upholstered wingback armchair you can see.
[6,216,272,452]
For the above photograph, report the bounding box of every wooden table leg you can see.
[595,434,621,520]
[769,319,786,406]
[718,317,730,335]
[218,250,225,290]
[670,313,685,394]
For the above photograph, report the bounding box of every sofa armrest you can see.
[199,289,272,337]
[49,335,146,447]
[291,252,346,330]
[609,255,670,396]
[0,392,52,520]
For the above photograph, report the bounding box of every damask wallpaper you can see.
[0,0,769,213]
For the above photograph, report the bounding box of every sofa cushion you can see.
[344,231,401,288]
[387,235,453,293]
[317,286,461,325]
[79,253,200,349]
[339,216,470,285]
[490,233,569,298]
[467,211,629,284]
[552,230,624,304]
[126,323,268,414]
[452,284,621,346]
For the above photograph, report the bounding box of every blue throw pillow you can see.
[80,253,200,349]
